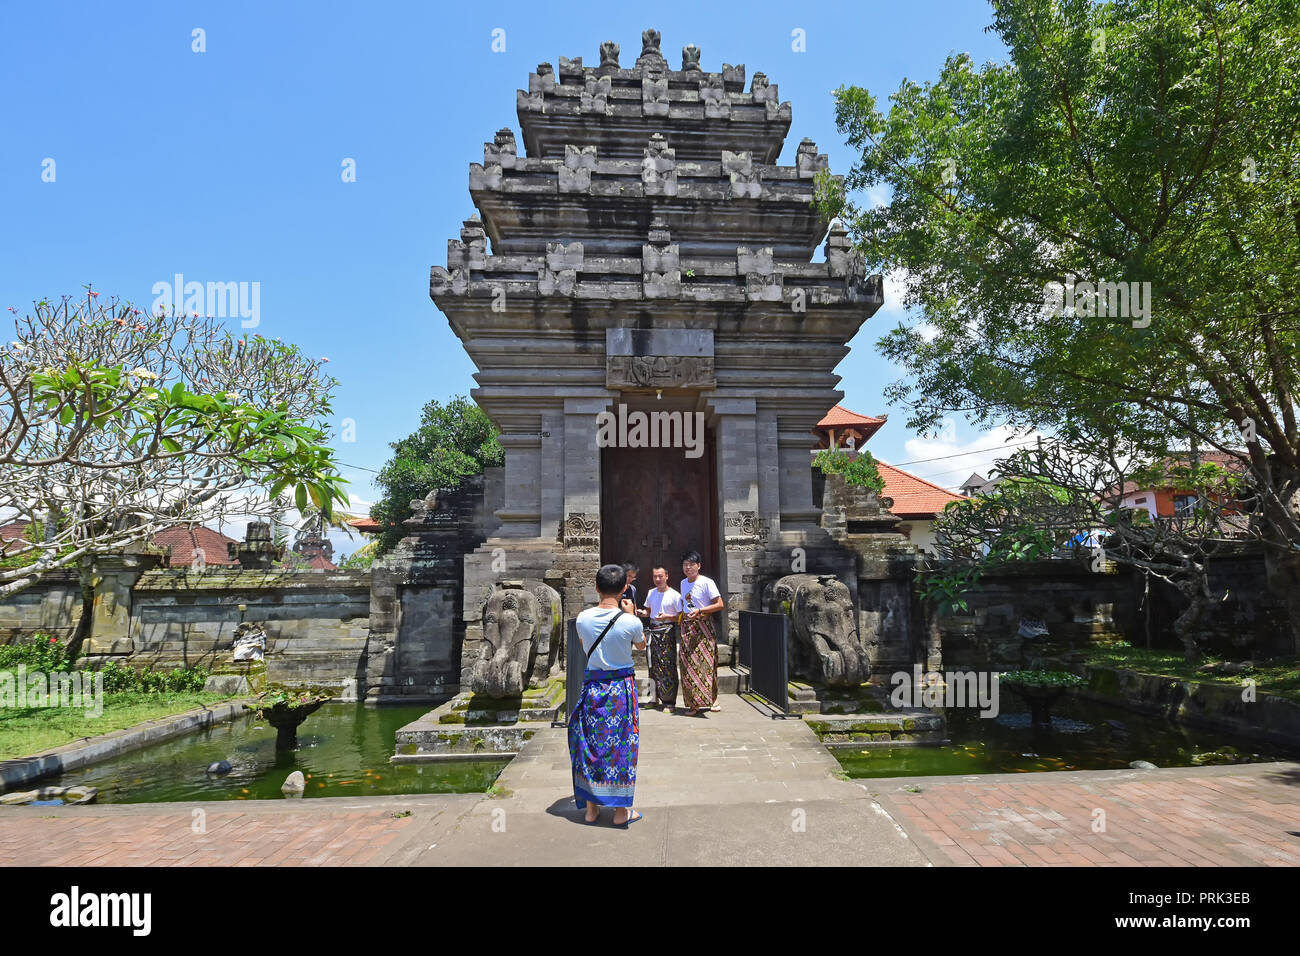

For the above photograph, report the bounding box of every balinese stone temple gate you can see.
[369,29,906,703]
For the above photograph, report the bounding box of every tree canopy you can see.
[1,289,347,600]
[820,0,1300,646]
[370,395,503,554]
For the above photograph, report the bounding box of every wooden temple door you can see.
[600,442,716,605]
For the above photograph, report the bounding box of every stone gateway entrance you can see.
[387,27,901,702]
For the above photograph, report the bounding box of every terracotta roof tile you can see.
[877,461,967,518]
[151,525,241,567]
[0,520,32,540]
[817,405,888,428]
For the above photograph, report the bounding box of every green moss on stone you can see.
[439,713,466,724]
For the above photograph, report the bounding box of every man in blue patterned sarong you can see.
[568,563,647,826]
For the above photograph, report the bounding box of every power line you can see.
[887,437,1039,467]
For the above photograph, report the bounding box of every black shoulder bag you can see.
[585,610,624,661]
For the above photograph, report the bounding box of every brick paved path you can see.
[3,698,1298,866]
[873,764,1300,867]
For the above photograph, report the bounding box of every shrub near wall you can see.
[0,634,71,673]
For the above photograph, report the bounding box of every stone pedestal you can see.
[392,678,565,759]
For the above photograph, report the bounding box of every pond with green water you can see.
[47,702,508,802]
[830,696,1300,778]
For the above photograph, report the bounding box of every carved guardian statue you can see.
[768,573,870,687]
[471,581,562,697]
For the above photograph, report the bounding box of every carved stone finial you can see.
[641,29,661,58]
[227,520,284,569]
[682,44,701,71]
[599,40,620,70]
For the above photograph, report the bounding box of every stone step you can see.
[804,710,947,746]
[632,666,745,699]
[633,641,734,667]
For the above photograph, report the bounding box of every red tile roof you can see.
[817,405,887,429]
[0,520,33,556]
[307,553,337,571]
[0,520,31,541]
[348,517,381,534]
[151,525,241,567]
[877,462,967,518]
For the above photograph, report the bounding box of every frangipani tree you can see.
[1,289,348,656]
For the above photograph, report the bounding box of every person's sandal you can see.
[614,810,643,828]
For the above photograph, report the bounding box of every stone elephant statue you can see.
[767,573,869,687]
[471,581,562,697]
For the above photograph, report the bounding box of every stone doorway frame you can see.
[596,393,720,592]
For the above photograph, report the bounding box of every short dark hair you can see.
[622,561,638,573]
[596,563,628,597]
[651,565,667,574]
[680,549,703,565]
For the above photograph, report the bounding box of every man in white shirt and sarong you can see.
[639,565,683,710]
[678,549,724,716]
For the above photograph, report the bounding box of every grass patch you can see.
[0,691,238,760]
[1083,644,1300,703]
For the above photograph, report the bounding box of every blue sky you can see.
[1,0,1013,557]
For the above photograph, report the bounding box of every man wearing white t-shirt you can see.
[640,566,683,709]
[679,549,725,715]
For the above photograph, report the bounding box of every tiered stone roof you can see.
[514,30,791,163]
[431,28,881,331]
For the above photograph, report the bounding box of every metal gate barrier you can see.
[738,610,795,717]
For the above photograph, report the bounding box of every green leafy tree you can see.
[371,396,503,554]
[819,0,1300,649]
[1,289,348,658]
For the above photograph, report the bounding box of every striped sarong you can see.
[647,621,678,706]
[679,614,717,710]
[568,666,639,808]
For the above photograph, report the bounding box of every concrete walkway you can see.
[3,696,1299,866]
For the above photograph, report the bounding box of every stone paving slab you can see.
[868,762,1300,867]
[1,696,1297,867]
[0,794,479,867]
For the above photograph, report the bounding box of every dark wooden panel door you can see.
[601,444,715,604]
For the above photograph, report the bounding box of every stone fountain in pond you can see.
[1000,671,1086,726]
[393,580,564,761]
[254,692,329,750]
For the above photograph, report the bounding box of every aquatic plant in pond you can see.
[249,688,333,750]
[1000,670,1085,725]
